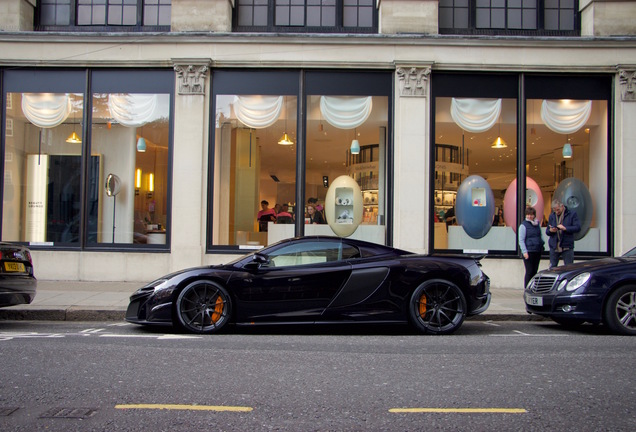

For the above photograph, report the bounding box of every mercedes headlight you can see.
[565,273,591,292]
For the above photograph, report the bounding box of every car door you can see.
[229,239,353,323]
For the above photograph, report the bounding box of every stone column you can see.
[170,60,211,271]
[171,0,233,32]
[393,65,432,253]
[616,66,636,254]
[0,0,35,31]
[580,0,636,36]
[378,0,439,35]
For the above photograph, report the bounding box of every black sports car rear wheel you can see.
[409,279,467,335]
[175,280,232,334]
[604,285,636,335]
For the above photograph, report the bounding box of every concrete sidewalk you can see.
[0,280,540,322]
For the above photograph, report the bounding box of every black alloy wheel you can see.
[175,280,232,334]
[409,279,467,335]
[604,285,636,335]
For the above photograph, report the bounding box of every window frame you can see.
[0,68,175,252]
[207,69,393,253]
[429,72,613,259]
[35,0,171,32]
[233,0,377,34]
[438,0,580,36]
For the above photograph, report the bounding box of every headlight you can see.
[556,279,568,292]
[139,278,168,292]
[565,273,591,292]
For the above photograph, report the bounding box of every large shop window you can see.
[431,73,611,256]
[1,69,174,249]
[210,70,391,251]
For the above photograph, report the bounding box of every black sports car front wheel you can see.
[604,285,636,335]
[409,279,467,335]
[175,280,232,334]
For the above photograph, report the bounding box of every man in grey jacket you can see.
[546,199,581,269]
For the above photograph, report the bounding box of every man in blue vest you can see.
[546,199,581,269]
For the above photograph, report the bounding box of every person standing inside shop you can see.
[546,199,581,269]
[518,207,544,288]
[257,200,276,232]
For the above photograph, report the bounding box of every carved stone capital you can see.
[618,68,636,102]
[173,61,211,95]
[396,66,431,97]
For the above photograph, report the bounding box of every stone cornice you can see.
[2,31,636,48]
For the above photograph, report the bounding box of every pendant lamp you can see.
[66,131,82,144]
[278,97,294,145]
[350,128,360,155]
[562,135,573,158]
[137,124,146,152]
[137,136,147,152]
[491,116,507,149]
[66,106,82,144]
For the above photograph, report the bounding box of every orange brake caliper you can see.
[211,296,224,323]
[419,294,427,317]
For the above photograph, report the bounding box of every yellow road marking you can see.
[115,404,253,412]
[390,408,527,414]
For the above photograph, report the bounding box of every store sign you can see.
[25,154,49,242]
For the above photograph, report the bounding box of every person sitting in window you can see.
[307,204,326,224]
[257,200,276,232]
[276,204,294,224]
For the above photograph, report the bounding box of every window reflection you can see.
[214,95,297,247]
[526,99,608,253]
[434,97,517,251]
[2,92,84,244]
[304,95,387,244]
[89,92,170,245]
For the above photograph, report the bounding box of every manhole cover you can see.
[39,408,97,419]
[0,407,19,416]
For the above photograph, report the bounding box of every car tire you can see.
[409,279,467,335]
[175,280,232,334]
[603,285,636,335]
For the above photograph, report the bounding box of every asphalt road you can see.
[0,320,634,431]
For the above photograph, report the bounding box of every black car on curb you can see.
[126,236,490,335]
[525,247,636,335]
[0,242,37,307]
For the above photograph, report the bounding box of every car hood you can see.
[148,264,230,284]
[548,256,633,275]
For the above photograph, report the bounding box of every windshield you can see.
[624,247,636,258]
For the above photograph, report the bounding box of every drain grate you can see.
[39,407,97,419]
[0,407,19,417]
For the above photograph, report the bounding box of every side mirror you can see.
[244,252,270,269]
[253,253,270,265]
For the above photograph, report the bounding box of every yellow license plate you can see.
[4,262,26,272]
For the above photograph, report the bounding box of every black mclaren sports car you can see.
[126,236,491,335]
[525,246,636,335]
